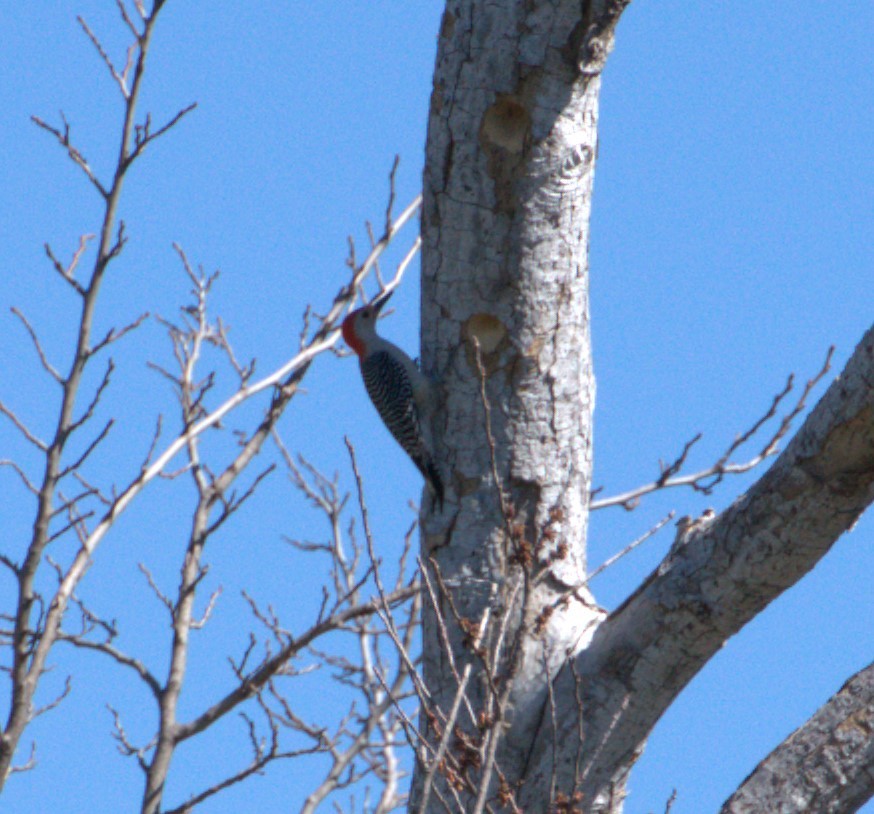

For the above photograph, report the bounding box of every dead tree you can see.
[2,3,873,813]
[411,2,874,812]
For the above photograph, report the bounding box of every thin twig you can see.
[10,307,63,384]
[129,102,197,163]
[78,15,130,96]
[591,348,834,510]
[0,401,48,451]
[6,742,37,776]
[31,114,108,197]
[588,512,676,582]
[44,234,93,295]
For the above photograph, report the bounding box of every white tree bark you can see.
[523,324,874,811]
[417,0,626,808]
[416,1,874,812]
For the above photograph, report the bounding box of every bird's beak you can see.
[372,289,393,314]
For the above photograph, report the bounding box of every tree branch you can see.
[721,660,874,814]
[590,348,834,510]
[30,113,108,198]
[0,400,48,451]
[173,586,418,744]
[44,235,93,296]
[533,325,874,807]
[10,307,63,385]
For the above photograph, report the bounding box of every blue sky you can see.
[1,3,872,812]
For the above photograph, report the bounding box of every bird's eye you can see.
[362,311,370,319]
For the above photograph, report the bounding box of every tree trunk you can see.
[415,2,874,813]
[416,0,625,809]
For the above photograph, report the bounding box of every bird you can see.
[341,290,444,509]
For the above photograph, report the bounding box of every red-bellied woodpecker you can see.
[341,290,444,509]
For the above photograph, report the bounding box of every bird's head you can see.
[341,290,392,358]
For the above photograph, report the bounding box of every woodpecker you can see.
[341,290,444,509]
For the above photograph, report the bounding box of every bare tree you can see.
[411,1,874,812]
[2,3,424,812]
[3,3,873,814]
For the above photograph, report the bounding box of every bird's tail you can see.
[419,458,445,511]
